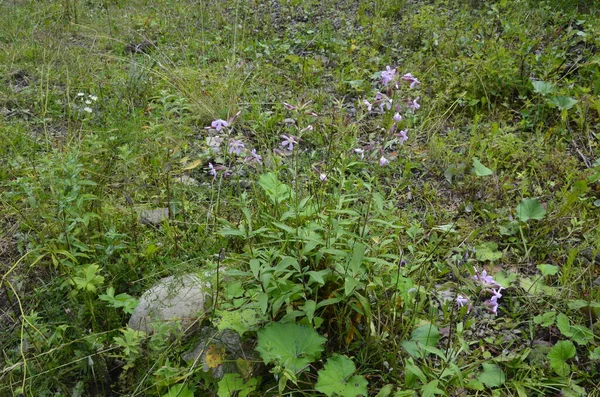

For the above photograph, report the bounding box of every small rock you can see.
[128,274,212,333]
[173,175,199,186]
[140,208,169,225]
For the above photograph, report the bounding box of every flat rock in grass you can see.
[139,208,169,225]
[128,274,212,333]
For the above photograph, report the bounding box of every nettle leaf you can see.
[547,96,578,110]
[256,323,326,374]
[214,309,262,336]
[548,340,575,377]
[475,242,503,263]
[472,157,493,176]
[315,355,368,397]
[258,172,293,204]
[477,363,506,388]
[531,80,556,96]
[516,198,546,222]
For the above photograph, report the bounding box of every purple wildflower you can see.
[319,173,327,181]
[363,100,373,112]
[484,299,499,315]
[208,163,217,180]
[394,129,408,145]
[245,149,262,165]
[210,119,229,131]
[280,134,299,151]
[393,112,402,122]
[381,66,397,86]
[354,148,365,159]
[456,295,472,313]
[473,269,501,288]
[380,156,390,166]
[407,97,420,111]
[228,139,245,155]
[401,73,421,89]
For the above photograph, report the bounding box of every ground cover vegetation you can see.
[1,0,600,395]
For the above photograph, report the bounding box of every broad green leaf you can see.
[477,363,506,388]
[214,309,262,336]
[421,380,444,397]
[590,347,600,361]
[570,325,594,345]
[315,355,368,397]
[516,198,546,222]
[256,323,326,374]
[217,373,258,397]
[258,172,292,204]
[537,264,559,276]
[533,311,556,327]
[472,157,493,176]
[531,80,555,95]
[548,340,575,377]
[402,324,440,358]
[475,242,503,263]
[556,313,572,337]
[162,384,194,397]
[375,384,395,397]
[547,96,578,110]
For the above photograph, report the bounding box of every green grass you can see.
[1,0,600,396]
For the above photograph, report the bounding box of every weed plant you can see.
[1,0,600,396]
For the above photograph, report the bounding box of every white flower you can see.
[89,95,98,101]
[77,92,84,97]
[85,100,92,105]
[83,107,93,113]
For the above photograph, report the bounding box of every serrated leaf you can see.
[531,80,555,95]
[214,309,262,336]
[315,355,368,397]
[256,323,326,374]
[516,198,546,222]
[475,242,503,263]
[548,340,575,377]
[477,363,506,388]
[473,157,493,176]
[547,96,578,110]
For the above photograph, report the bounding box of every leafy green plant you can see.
[315,355,368,397]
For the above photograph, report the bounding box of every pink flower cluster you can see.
[456,268,504,315]
[358,66,422,167]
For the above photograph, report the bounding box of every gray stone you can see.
[128,274,212,333]
[140,208,169,225]
[173,175,199,186]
